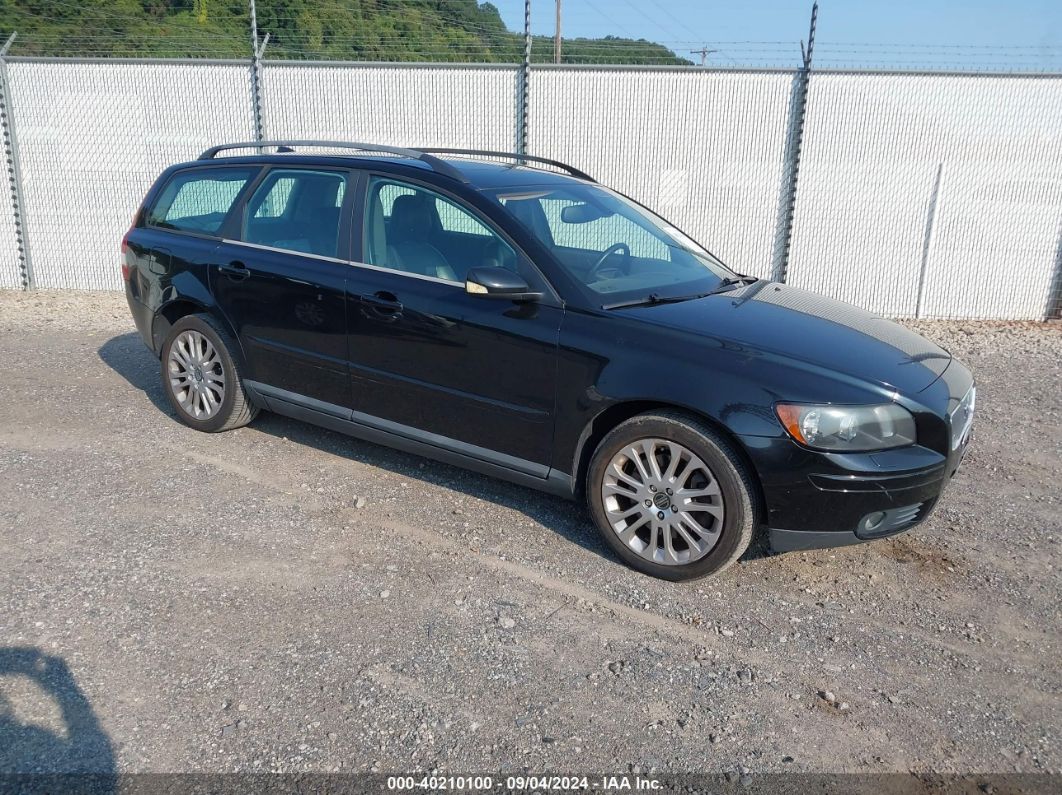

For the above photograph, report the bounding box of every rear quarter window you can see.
[146,167,257,235]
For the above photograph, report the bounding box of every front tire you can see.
[160,314,258,433]
[587,411,758,581]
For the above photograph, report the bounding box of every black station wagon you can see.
[122,141,975,581]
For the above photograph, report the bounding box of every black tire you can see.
[586,410,758,581]
[160,314,258,433]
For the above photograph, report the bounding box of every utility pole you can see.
[554,0,562,64]
[689,45,717,67]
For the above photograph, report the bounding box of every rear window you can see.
[146,167,257,235]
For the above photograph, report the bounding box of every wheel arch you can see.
[152,299,247,371]
[571,401,767,523]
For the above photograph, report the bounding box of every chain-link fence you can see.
[788,72,1062,319]
[0,56,1060,320]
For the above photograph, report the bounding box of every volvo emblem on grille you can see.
[952,386,976,450]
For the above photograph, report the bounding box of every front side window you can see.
[364,177,516,283]
[242,169,348,258]
[146,167,256,235]
[490,184,734,303]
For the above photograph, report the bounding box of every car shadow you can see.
[0,647,116,790]
[98,333,614,565]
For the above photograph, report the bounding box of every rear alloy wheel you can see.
[588,412,757,581]
[168,329,226,421]
[160,314,258,433]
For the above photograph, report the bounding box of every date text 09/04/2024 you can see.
[387,774,662,790]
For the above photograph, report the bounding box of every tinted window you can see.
[492,184,732,301]
[242,169,348,258]
[146,168,255,235]
[365,178,516,283]
[540,198,668,259]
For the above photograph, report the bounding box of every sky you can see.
[492,0,1062,70]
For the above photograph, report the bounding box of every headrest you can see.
[389,193,440,238]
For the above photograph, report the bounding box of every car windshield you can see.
[489,183,735,304]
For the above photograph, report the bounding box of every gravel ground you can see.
[0,291,1059,780]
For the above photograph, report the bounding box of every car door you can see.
[346,175,562,474]
[210,166,355,408]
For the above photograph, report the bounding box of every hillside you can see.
[0,0,691,64]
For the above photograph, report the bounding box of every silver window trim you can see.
[221,239,348,265]
[349,259,463,288]
[221,239,464,288]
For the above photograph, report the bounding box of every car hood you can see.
[618,281,951,394]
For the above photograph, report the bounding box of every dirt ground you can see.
[0,291,1059,781]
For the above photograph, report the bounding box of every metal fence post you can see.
[770,2,817,284]
[0,33,33,289]
[915,162,945,318]
[1048,231,1062,320]
[515,0,532,155]
[249,0,267,143]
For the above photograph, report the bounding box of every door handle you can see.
[218,260,250,280]
[362,291,403,315]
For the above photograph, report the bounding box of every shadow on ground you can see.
[97,333,642,566]
[0,647,115,791]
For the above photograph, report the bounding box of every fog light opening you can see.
[861,511,888,533]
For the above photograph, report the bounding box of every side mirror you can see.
[465,267,541,302]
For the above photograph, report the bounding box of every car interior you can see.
[501,194,703,294]
[243,171,346,259]
[365,181,517,282]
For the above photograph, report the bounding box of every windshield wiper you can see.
[603,292,710,310]
[716,274,759,288]
[602,275,758,310]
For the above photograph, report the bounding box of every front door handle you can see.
[361,291,403,317]
[218,260,250,280]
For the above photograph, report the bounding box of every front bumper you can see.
[737,369,974,552]
[740,435,958,551]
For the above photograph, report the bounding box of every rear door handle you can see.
[218,260,250,280]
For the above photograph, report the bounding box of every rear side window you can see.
[146,168,256,235]
[241,169,348,258]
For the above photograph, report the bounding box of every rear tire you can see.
[160,314,258,433]
[587,411,758,581]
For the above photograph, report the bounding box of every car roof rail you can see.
[197,140,469,183]
[413,148,595,183]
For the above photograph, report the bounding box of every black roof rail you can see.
[413,148,595,182]
[197,140,468,183]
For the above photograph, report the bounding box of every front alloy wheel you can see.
[601,440,725,565]
[588,412,757,581]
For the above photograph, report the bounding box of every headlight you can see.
[775,403,916,451]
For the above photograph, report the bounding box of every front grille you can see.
[950,386,976,450]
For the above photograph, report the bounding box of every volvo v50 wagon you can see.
[123,141,975,581]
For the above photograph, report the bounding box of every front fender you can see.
[552,309,888,479]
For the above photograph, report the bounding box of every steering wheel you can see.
[586,243,631,282]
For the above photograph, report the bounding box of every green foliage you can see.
[0,0,690,64]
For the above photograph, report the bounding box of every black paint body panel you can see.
[124,153,975,553]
